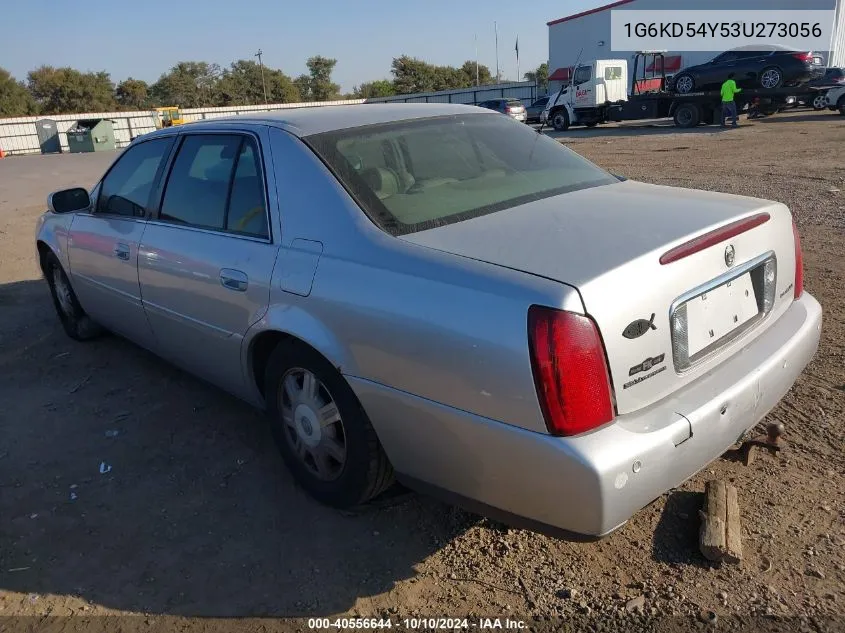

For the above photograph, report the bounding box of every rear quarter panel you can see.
[248,127,584,433]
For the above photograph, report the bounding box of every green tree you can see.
[217,60,299,106]
[354,79,396,99]
[303,56,340,101]
[390,56,437,94]
[524,62,549,90]
[27,66,116,114]
[115,78,150,110]
[0,67,37,116]
[459,61,494,86]
[293,74,312,101]
[149,61,223,108]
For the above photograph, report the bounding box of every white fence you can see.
[0,81,540,156]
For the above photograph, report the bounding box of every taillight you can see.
[528,306,614,436]
[505,107,513,113]
[792,52,814,62]
[792,220,804,299]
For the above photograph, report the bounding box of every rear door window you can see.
[159,134,269,238]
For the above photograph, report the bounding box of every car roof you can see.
[145,103,491,138]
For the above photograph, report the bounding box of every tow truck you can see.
[542,51,800,130]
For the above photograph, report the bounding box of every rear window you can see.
[305,113,617,235]
[507,99,523,106]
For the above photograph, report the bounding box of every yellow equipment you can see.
[151,106,186,129]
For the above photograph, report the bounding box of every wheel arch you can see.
[245,308,360,401]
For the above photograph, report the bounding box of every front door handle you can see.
[114,243,130,261]
[220,269,248,292]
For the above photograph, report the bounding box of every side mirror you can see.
[48,187,91,214]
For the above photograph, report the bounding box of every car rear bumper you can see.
[349,292,821,538]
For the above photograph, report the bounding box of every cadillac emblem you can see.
[724,244,736,268]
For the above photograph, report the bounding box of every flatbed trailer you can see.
[610,87,800,128]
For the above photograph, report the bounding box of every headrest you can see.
[361,167,400,200]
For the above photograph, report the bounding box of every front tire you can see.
[265,340,394,508]
[551,108,570,131]
[812,94,827,110]
[838,95,845,116]
[44,252,102,341]
[759,67,783,90]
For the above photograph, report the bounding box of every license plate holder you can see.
[685,273,759,357]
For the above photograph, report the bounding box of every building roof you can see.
[150,103,490,138]
[547,0,636,27]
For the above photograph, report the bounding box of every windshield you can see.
[305,113,616,235]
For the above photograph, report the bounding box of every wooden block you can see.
[699,480,742,564]
[725,484,743,564]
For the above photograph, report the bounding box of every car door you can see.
[699,52,738,88]
[736,51,770,86]
[137,128,279,396]
[67,136,175,347]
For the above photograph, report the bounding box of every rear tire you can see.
[264,339,394,508]
[673,103,701,128]
[812,94,827,110]
[44,251,102,341]
[551,108,570,131]
[759,67,783,90]
[838,95,845,116]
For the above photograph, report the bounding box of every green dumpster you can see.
[66,119,116,153]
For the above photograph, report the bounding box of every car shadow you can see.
[650,490,713,569]
[0,279,477,617]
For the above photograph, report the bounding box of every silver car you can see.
[37,104,821,539]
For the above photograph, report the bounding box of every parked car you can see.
[477,98,527,122]
[822,84,845,114]
[797,67,845,109]
[37,104,821,539]
[672,46,825,94]
[525,96,550,123]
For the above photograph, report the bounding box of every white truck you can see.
[541,59,629,131]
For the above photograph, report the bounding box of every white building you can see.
[547,0,845,89]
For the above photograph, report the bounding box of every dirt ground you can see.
[1,109,844,630]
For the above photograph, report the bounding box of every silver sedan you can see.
[37,104,821,539]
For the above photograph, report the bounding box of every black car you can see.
[672,47,825,94]
[525,96,550,123]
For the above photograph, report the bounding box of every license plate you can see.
[685,273,759,356]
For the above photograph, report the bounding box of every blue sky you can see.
[4,0,602,91]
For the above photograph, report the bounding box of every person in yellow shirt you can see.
[720,73,742,128]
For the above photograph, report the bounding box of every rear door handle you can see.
[220,269,248,292]
[114,243,130,261]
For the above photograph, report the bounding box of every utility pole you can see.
[494,22,500,83]
[475,33,479,86]
[254,48,268,105]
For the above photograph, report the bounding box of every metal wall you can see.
[0,81,539,156]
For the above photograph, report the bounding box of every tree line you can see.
[0,55,550,117]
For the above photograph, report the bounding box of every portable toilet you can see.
[66,119,116,153]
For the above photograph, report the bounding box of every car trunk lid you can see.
[399,180,798,415]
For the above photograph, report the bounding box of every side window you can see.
[159,134,268,237]
[574,66,592,84]
[97,138,172,217]
[226,139,268,238]
[604,66,623,80]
